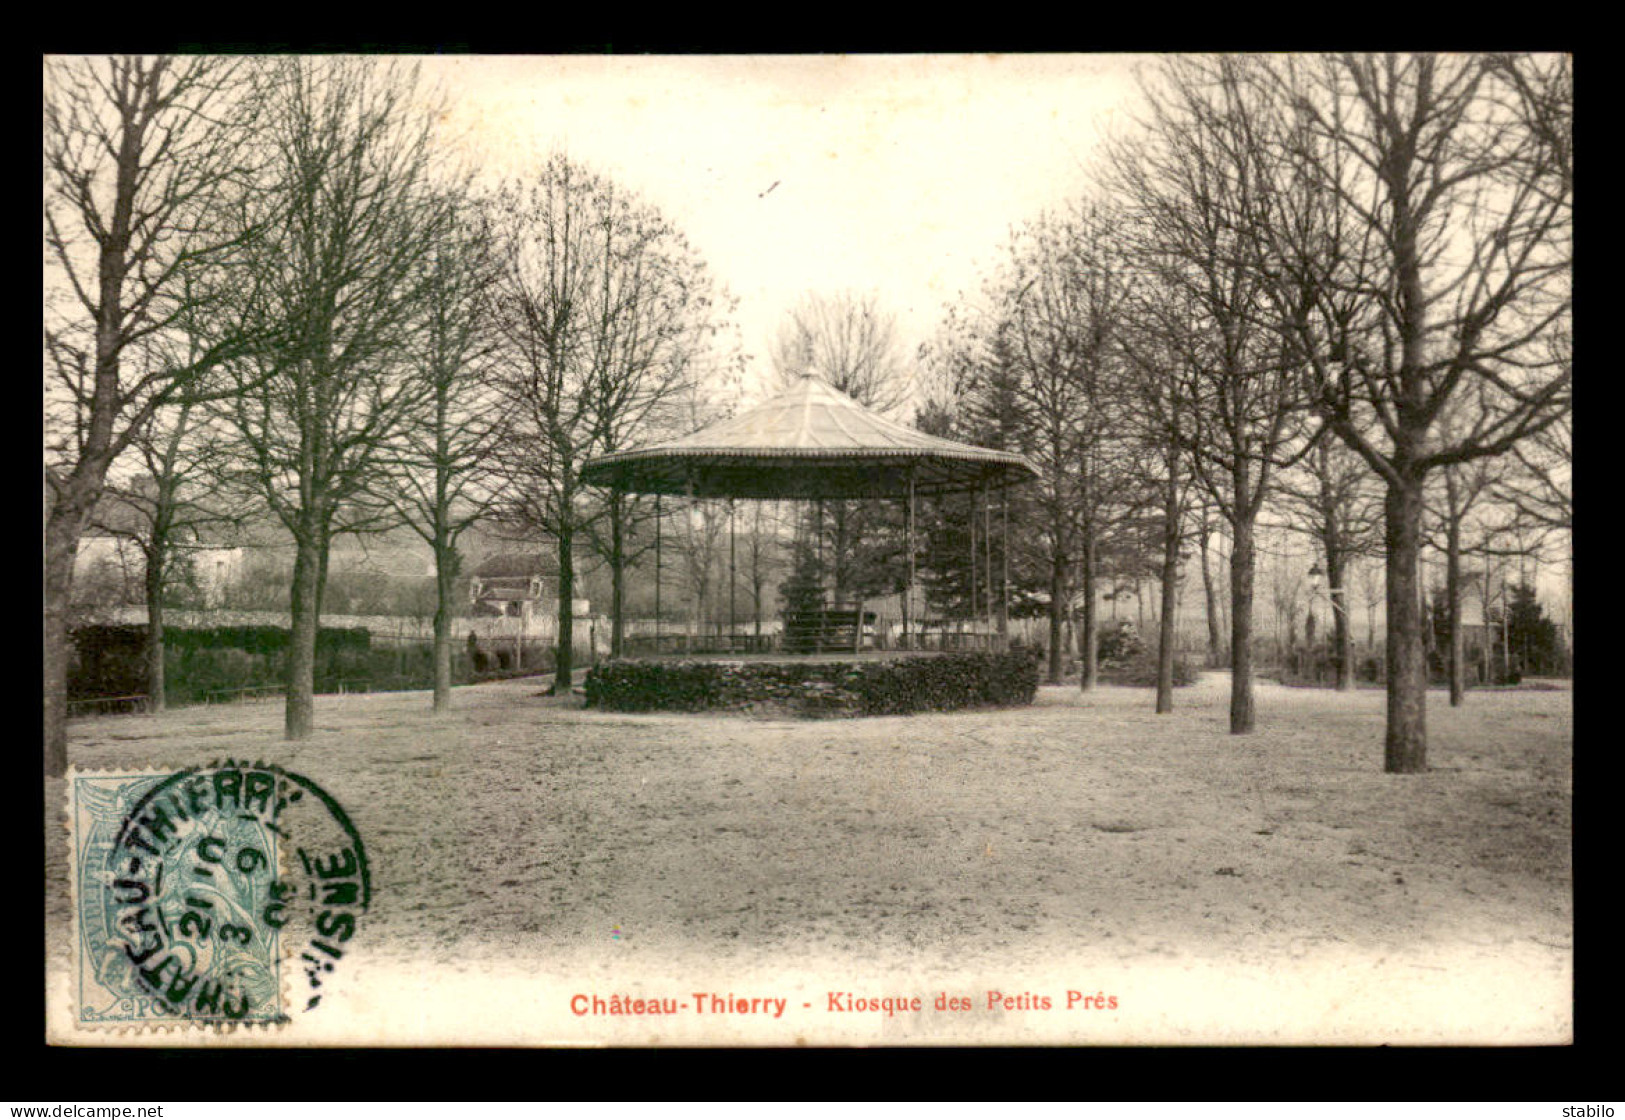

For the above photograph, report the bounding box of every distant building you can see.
[469,553,550,620]
[467,552,593,621]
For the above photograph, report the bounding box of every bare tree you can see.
[1496,399,1571,648]
[926,205,1131,684]
[488,154,727,686]
[1268,545,1307,661]
[1194,504,1228,664]
[1260,53,1571,771]
[683,502,730,643]
[42,55,276,775]
[1003,209,1130,689]
[581,221,733,658]
[1110,55,1315,734]
[1271,436,1382,690]
[908,391,981,635]
[217,57,452,740]
[948,322,1028,648]
[1058,212,1136,694]
[925,259,1053,672]
[1423,440,1508,706]
[1499,411,1571,538]
[658,381,736,644]
[1354,556,1384,658]
[1493,331,1571,608]
[94,380,245,711]
[1116,263,1199,712]
[382,193,503,712]
[770,290,911,413]
[742,502,789,639]
[770,291,912,606]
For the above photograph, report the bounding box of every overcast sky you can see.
[417,53,1153,404]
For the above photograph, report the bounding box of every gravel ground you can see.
[45,671,1571,1045]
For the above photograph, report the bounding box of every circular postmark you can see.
[93,760,370,1025]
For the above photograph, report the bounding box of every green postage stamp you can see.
[68,763,370,1032]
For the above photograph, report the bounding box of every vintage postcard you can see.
[44,52,1572,1046]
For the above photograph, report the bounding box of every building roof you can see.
[580,375,1038,500]
[471,552,553,580]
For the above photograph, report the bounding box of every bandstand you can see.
[579,374,1038,663]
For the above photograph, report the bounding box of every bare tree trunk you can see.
[1420,575,1435,665]
[752,507,767,643]
[1384,478,1429,773]
[1047,552,1066,685]
[816,499,825,603]
[1445,504,1465,707]
[44,498,94,776]
[1320,510,1355,692]
[44,61,142,776]
[554,514,575,694]
[831,501,848,603]
[286,536,321,740]
[896,506,910,651]
[1500,572,1511,683]
[1327,550,1354,692]
[313,537,331,626]
[432,542,455,713]
[1199,521,1223,665]
[1155,468,1181,714]
[1229,512,1257,734]
[609,495,626,658]
[145,548,167,713]
[995,495,1009,646]
[1079,534,1099,691]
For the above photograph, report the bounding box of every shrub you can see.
[1277,644,1346,687]
[465,637,554,680]
[1097,621,1144,664]
[583,651,1040,717]
[1097,648,1198,688]
[67,625,147,698]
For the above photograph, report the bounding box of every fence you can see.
[66,694,149,718]
[200,683,287,704]
[104,606,610,656]
[620,633,778,656]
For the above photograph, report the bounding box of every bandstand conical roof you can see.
[580,375,1038,500]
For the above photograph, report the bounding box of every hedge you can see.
[69,623,373,701]
[583,650,1040,717]
[72,623,369,657]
